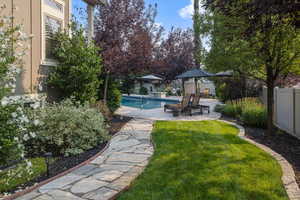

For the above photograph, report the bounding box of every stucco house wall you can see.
[0,0,100,97]
[1,0,72,96]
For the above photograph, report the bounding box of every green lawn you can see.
[118,121,288,200]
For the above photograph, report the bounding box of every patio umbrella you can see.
[175,69,233,95]
[175,68,212,79]
[138,75,163,81]
[215,70,233,77]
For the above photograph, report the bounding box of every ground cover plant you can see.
[0,158,46,193]
[118,121,288,200]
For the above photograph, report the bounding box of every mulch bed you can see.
[4,115,132,195]
[222,116,300,187]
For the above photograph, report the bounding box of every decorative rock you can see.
[70,177,108,194]
[93,170,123,182]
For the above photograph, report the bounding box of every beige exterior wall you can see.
[0,0,71,95]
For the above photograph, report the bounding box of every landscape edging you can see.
[219,120,300,200]
[3,119,137,200]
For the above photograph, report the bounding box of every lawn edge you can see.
[219,120,300,200]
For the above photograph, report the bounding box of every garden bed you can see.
[0,115,132,196]
[222,116,300,188]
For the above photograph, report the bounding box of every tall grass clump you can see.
[217,98,267,128]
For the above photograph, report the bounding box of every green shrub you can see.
[25,99,109,157]
[221,104,239,118]
[0,13,30,166]
[139,87,148,95]
[47,23,102,104]
[0,158,46,193]
[217,98,267,128]
[0,105,22,165]
[214,104,225,113]
[98,77,122,112]
[241,106,267,128]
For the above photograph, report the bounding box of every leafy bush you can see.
[0,158,46,193]
[139,87,148,95]
[216,98,267,128]
[214,77,261,102]
[47,23,102,104]
[0,13,31,166]
[120,76,135,95]
[92,100,113,121]
[25,99,109,157]
[241,106,267,128]
[0,105,22,165]
[214,104,225,113]
[98,77,122,112]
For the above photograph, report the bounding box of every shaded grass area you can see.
[0,158,46,193]
[118,121,288,200]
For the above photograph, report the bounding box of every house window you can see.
[45,16,62,60]
[44,0,63,12]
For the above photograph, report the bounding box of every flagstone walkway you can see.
[15,118,154,200]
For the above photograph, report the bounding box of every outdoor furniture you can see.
[190,94,210,115]
[164,94,192,116]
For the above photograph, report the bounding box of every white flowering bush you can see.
[25,99,110,157]
[0,7,31,167]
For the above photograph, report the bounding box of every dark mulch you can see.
[5,115,132,195]
[222,116,300,187]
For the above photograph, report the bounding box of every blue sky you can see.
[72,0,195,32]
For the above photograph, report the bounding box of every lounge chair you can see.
[190,94,210,115]
[164,94,193,116]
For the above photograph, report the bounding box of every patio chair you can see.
[164,94,193,116]
[190,94,210,115]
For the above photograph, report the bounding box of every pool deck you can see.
[117,96,221,121]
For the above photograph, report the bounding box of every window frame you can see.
[41,0,65,66]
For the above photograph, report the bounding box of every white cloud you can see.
[179,0,205,19]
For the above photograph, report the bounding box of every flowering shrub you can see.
[0,8,31,165]
[0,7,38,190]
[25,99,109,157]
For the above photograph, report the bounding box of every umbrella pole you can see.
[182,79,185,96]
[195,78,198,94]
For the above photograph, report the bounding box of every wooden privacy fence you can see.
[262,87,300,139]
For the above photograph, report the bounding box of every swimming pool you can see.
[121,96,179,109]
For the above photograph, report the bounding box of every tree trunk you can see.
[103,72,109,104]
[266,66,275,137]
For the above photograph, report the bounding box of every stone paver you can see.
[14,119,153,200]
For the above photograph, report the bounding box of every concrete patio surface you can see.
[116,98,221,121]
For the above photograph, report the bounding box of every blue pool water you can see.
[121,96,179,109]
